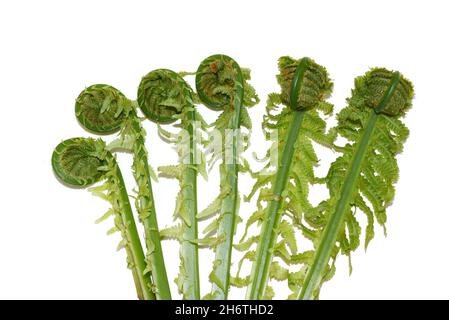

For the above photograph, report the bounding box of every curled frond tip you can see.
[277,56,332,111]
[75,84,130,134]
[51,137,108,187]
[195,54,244,111]
[137,69,191,124]
[361,68,414,116]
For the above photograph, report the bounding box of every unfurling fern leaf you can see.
[138,69,208,299]
[241,57,334,299]
[297,68,414,300]
[51,138,154,300]
[76,84,171,299]
[195,54,259,299]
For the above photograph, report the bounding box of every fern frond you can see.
[297,68,414,299]
[140,69,208,299]
[195,54,259,299]
[52,138,155,300]
[239,57,334,299]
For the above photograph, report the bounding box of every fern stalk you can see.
[211,115,241,299]
[247,111,305,300]
[138,69,205,299]
[298,72,402,299]
[128,112,172,299]
[112,153,155,300]
[181,107,201,299]
[195,54,258,299]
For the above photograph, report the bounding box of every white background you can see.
[0,0,447,300]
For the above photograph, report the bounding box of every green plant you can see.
[237,57,334,299]
[52,56,414,301]
[75,84,171,299]
[137,69,207,299]
[51,137,154,300]
[194,54,258,299]
[297,68,414,299]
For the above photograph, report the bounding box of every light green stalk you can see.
[298,72,401,300]
[128,111,171,299]
[247,58,311,299]
[111,154,156,300]
[195,54,258,299]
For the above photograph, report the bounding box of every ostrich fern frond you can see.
[297,68,414,299]
[238,57,335,299]
[52,138,154,300]
[195,54,259,299]
[138,69,208,299]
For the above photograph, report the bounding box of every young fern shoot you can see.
[240,57,334,299]
[51,137,154,300]
[195,54,259,299]
[297,69,414,299]
[75,84,171,299]
[138,69,207,300]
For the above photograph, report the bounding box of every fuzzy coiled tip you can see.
[195,54,244,111]
[52,137,107,187]
[361,68,414,116]
[75,84,129,134]
[137,69,189,124]
[277,56,332,111]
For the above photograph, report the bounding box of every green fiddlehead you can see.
[138,69,207,300]
[137,69,185,124]
[239,57,334,299]
[296,69,414,299]
[75,84,128,134]
[52,137,155,300]
[195,54,258,299]
[75,84,171,299]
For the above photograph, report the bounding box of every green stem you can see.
[129,258,144,300]
[297,72,400,300]
[300,111,378,300]
[113,157,155,300]
[211,68,244,300]
[130,117,171,300]
[181,108,200,299]
[246,58,310,300]
[246,111,305,299]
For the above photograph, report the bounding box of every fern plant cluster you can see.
[52,54,414,300]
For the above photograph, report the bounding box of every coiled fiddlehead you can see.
[75,84,128,134]
[137,69,185,124]
[52,137,154,300]
[138,69,207,299]
[239,57,334,299]
[52,137,106,187]
[195,54,258,299]
[75,84,171,299]
[297,69,414,299]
